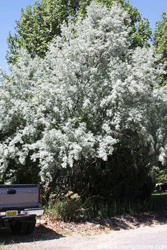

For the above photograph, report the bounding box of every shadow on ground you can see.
[0,224,64,246]
[1,210,167,246]
[87,211,167,230]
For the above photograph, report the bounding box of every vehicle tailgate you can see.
[0,184,39,209]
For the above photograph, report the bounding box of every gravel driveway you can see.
[1,211,167,250]
[1,224,167,250]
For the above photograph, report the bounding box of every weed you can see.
[46,191,85,221]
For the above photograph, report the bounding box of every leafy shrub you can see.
[46,191,85,221]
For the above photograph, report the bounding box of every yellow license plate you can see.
[6,210,18,217]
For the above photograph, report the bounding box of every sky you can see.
[0,0,166,74]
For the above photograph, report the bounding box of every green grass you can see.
[152,192,167,196]
[0,242,5,249]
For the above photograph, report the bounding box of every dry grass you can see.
[36,210,167,236]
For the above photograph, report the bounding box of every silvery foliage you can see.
[0,1,166,183]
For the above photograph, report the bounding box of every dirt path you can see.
[1,211,167,250]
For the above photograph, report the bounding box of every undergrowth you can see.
[43,188,167,221]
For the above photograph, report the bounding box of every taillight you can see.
[39,186,43,204]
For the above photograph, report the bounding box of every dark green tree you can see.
[6,0,81,64]
[6,0,152,65]
[153,11,167,86]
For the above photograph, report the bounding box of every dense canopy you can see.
[0,2,167,185]
[6,0,152,65]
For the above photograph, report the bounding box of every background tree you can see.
[153,11,167,86]
[154,165,167,184]
[6,0,81,64]
[6,0,152,65]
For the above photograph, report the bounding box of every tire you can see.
[25,221,36,234]
[10,221,22,235]
[21,222,29,234]
[10,219,36,235]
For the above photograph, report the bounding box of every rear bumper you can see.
[0,208,44,217]
[22,208,44,216]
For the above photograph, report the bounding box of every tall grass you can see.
[45,193,167,220]
[82,193,167,218]
[146,193,167,212]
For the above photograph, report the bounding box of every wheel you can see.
[25,221,36,234]
[21,222,29,234]
[10,221,22,235]
[10,219,36,235]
